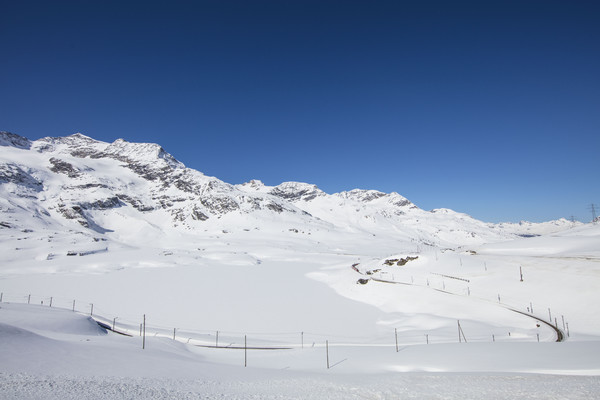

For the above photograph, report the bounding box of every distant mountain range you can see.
[0,131,577,250]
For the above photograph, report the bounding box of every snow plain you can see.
[1,133,600,398]
[2,222,600,398]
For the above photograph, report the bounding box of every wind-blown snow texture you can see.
[1,131,599,398]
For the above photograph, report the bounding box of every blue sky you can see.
[1,1,599,223]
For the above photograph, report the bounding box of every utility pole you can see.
[589,204,598,223]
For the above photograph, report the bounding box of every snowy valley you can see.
[1,131,599,399]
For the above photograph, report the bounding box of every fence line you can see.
[0,286,565,354]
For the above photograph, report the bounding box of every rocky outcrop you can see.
[0,131,31,149]
[48,158,81,178]
[270,182,325,202]
[0,163,43,191]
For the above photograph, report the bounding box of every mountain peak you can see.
[239,179,267,191]
[99,138,184,169]
[269,181,325,202]
[335,189,414,208]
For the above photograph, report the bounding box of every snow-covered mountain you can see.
[2,131,599,398]
[0,131,576,251]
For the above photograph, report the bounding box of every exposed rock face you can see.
[270,182,326,202]
[0,131,31,149]
[49,158,81,178]
[0,163,43,193]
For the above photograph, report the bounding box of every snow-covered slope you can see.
[1,302,599,399]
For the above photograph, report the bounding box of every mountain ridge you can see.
[0,131,577,250]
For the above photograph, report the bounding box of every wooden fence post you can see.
[520,266,523,282]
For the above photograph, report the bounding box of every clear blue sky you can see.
[1,1,599,223]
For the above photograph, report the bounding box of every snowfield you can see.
[1,132,599,398]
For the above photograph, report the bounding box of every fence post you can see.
[216,331,219,347]
[425,334,429,344]
[301,331,304,349]
[395,328,398,352]
[0,292,2,302]
[326,340,330,369]
[113,317,116,331]
[244,335,247,367]
[72,300,76,312]
[142,315,146,349]
[90,303,94,317]
[173,328,176,341]
[49,297,53,307]
[520,266,523,282]
[28,294,31,304]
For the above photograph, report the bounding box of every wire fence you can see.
[0,283,567,357]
